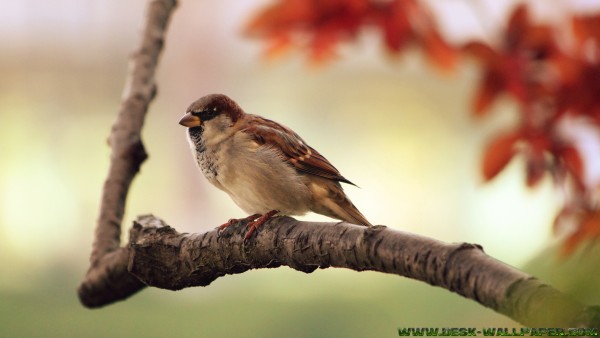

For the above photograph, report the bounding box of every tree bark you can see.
[77,0,177,307]
[122,215,600,327]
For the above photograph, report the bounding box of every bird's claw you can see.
[216,218,237,238]
[215,211,279,240]
[243,210,279,241]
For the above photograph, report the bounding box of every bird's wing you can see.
[240,115,356,185]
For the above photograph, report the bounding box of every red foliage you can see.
[554,144,585,190]
[466,6,600,254]
[464,6,565,116]
[245,0,457,69]
[562,209,600,256]
[247,1,600,255]
[482,132,520,181]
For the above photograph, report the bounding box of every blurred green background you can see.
[2,0,599,337]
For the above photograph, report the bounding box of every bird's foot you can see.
[244,210,279,240]
[216,213,261,236]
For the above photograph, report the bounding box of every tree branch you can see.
[111,215,598,327]
[78,0,177,307]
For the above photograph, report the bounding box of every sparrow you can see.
[179,93,372,239]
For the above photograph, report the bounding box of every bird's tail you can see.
[339,200,372,227]
[310,180,372,227]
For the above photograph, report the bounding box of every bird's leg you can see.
[244,210,279,240]
[216,213,261,236]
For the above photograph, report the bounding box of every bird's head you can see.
[179,94,244,133]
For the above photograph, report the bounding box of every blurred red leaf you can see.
[463,41,498,62]
[553,205,578,235]
[482,132,520,181]
[245,0,313,35]
[562,210,600,256]
[263,34,294,60]
[505,4,529,49]
[507,6,554,54]
[525,152,546,187]
[421,29,457,71]
[572,14,600,56]
[525,134,551,187]
[464,4,562,115]
[463,42,504,115]
[472,70,505,115]
[555,145,585,189]
[380,1,411,52]
[309,25,341,64]
[559,63,600,119]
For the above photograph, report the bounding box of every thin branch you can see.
[78,0,177,308]
[119,215,599,327]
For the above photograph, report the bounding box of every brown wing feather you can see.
[241,115,356,185]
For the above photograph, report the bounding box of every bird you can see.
[179,93,372,239]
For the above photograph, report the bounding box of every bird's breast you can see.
[188,129,312,215]
[197,148,219,182]
[215,135,312,215]
[188,127,220,183]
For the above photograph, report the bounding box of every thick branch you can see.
[124,215,600,327]
[78,0,177,307]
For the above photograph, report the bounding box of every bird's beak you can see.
[179,112,202,127]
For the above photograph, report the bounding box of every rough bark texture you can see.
[78,0,177,308]
[122,214,600,327]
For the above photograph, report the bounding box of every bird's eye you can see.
[191,108,219,121]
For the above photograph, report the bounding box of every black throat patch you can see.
[188,127,205,153]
